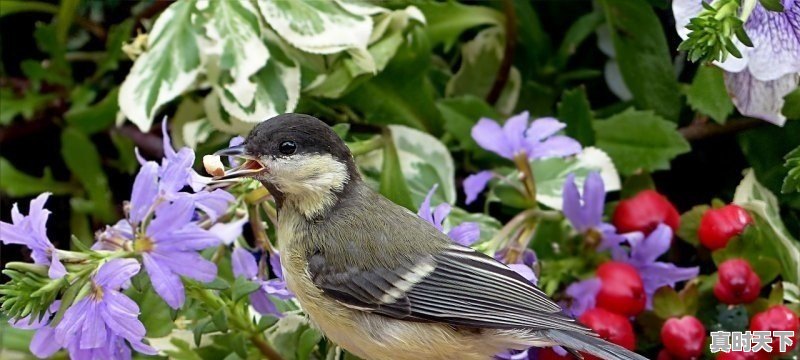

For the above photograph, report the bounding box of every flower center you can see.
[133,234,155,253]
[585,228,603,248]
[91,281,104,300]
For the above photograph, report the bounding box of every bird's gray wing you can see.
[307,243,590,333]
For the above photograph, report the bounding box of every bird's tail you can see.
[543,330,648,360]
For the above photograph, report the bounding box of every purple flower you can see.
[418,185,480,246]
[495,248,538,284]
[466,113,581,204]
[464,171,494,205]
[673,0,800,125]
[231,247,293,317]
[495,348,537,359]
[9,301,61,358]
[55,259,157,358]
[138,197,221,309]
[611,224,700,308]
[0,193,65,279]
[562,172,628,250]
[563,278,602,317]
[227,136,245,167]
[472,112,581,161]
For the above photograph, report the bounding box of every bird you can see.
[215,113,647,360]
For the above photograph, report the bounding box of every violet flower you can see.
[561,172,628,250]
[465,113,581,204]
[231,247,293,317]
[611,224,700,308]
[9,301,61,358]
[673,0,800,125]
[418,185,480,246]
[494,248,539,285]
[0,193,65,279]
[563,278,602,318]
[54,259,157,358]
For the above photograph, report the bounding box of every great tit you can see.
[215,114,647,360]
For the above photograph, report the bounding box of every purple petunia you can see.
[418,185,480,246]
[0,193,65,279]
[464,112,581,205]
[610,223,700,308]
[231,247,293,317]
[55,259,157,359]
[563,278,602,318]
[673,0,800,125]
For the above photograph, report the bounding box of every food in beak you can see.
[214,159,265,180]
[203,155,225,177]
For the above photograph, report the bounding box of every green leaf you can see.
[119,0,201,131]
[760,0,785,11]
[653,286,685,319]
[96,20,135,75]
[164,338,204,360]
[593,109,691,175]
[557,87,595,146]
[256,0,375,54]
[55,0,79,44]
[685,66,734,124]
[782,146,800,194]
[782,88,800,120]
[677,205,710,246]
[555,12,603,69]
[733,169,800,283]
[0,1,58,17]
[598,0,681,121]
[416,1,503,51]
[296,328,323,360]
[109,132,138,175]
[203,277,231,291]
[0,157,75,197]
[64,88,119,134]
[231,276,261,303]
[0,88,55,125]
[358,125,456,206]
[212,308,229,333]
[436,95,502,152]
[61,127,116,222]
[620,172,655,199]
[447,207,502,245]
[376,130,415,210]
[738,122,800,203]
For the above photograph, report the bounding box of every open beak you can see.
[212,145,266,180]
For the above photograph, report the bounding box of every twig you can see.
[250,334,284,360]
[679,117,763,141]
[247,204,273,253]
[486,0,517,105]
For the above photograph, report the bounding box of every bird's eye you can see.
[279,141,297,155]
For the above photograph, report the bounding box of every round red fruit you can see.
[595,262,646,317]
[713,259,761,305]
[750,305,799,354]
[613,190,680,235]
[537,348,570,360]
[661,316,706,359]
[657,349,674,360]
[698,204,752,250]
[579,307,636,360]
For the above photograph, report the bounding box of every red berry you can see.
[713,259,761,305]
[595,262,646,317]
[613,190,680,235]
[537,348,572,359]
[716,351,771,360]
[657,349,675,360]
[750,305,799,354]
[579,308,636,360]
[698,205,752,250]
[661,316,707,359]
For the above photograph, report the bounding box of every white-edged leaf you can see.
[204,91,256,134]
[199,0,269,108]
[257,0,373,54]
[535,147,621,210]
[733,169,800,283]
[119,0,201,131]
[182,119,214,149]
[358,125,456,205]
[217,53,300,123]
[335,0,388,16]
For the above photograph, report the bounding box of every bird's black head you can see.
[216,114,359,217]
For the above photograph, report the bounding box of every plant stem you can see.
[512,153,537,204]
[250,334,284,360]
[248,204,273,253]
[486,0,517,105]
[348,135,385,157]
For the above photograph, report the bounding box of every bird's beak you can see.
[212,145,266,180]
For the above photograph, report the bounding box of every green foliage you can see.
[593,109,691,175]
[783,146,800,194]
[685,66,734,124]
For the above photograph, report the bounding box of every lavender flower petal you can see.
[270,251,284,280]
[250,290,282,317]
[191,189,235,221]
[631,223,672,265]
[565,278,602,317]
[30,326,60,358]
[738,2,800,81]
[724,70,799,126]
[151,251,217,283]
[232,247,258,279]
[508,264,537,284]
[583,172,605,229]
[155,225,221,252]
[502,111,531,157]
[146,197,195,238]
[209,216,248,245]
[472,118,514,159]
[526,117,565,142]
[448,222,480,246]
[464,170,494,205]
[143,253,186,309]
[94,258,141,290]
[48,252,67,280]
[129,162,160,224]
[417,185,437,226]
[562,173,586,231]
[528,135,582,160]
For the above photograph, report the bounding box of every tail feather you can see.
[543,330,648,360]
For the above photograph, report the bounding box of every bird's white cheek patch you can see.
[264,154,349,217]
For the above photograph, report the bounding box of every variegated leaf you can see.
[534,147,621,210]
[119,0,202,131]
[257,0,373,54]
